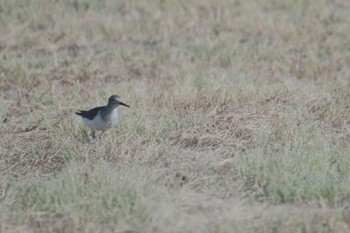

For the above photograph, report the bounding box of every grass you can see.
[1,0,350,232]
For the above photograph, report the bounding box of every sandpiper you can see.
[75,95,129,138]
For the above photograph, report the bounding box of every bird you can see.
[75,95,129,139]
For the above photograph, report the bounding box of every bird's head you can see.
[107,95,130,108]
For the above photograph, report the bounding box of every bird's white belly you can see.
[109,109,120,127]
[83,110,119,131]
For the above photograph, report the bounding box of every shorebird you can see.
[75,95,129,139]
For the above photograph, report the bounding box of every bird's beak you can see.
[119,101,130,108]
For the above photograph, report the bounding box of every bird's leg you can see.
[91,130,96,140]
[99,130,106,143]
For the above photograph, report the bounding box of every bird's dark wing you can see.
[75,106,103,120]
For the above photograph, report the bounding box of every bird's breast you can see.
[109,109,120,126]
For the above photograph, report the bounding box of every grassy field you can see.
[1,0,350,232]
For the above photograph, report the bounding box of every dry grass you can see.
[1,0,350,232]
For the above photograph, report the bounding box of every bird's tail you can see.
[75,111,85,116]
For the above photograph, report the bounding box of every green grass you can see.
[1,0,350,232]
